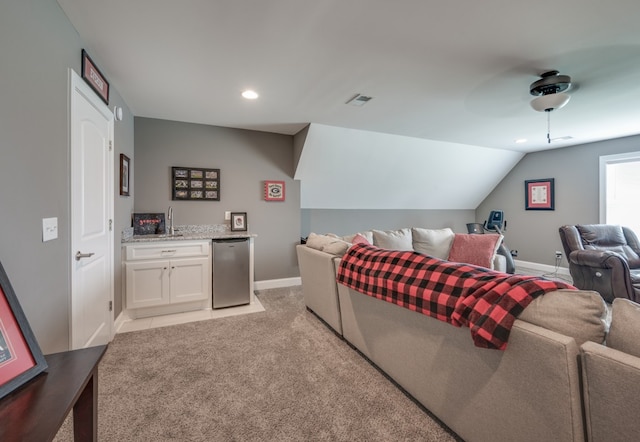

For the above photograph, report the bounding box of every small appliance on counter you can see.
[132,213,165,235]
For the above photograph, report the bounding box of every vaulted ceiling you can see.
[57,0,640,208]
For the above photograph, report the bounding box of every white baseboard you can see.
[254,277,301,291]
[514,259,571,277]
[113,310,130,334]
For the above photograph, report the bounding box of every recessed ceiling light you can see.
[242,90,259,99]
[515,138,528,144]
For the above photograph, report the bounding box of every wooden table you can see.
[0,345,107,442]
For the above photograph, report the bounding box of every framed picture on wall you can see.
[120,154,130,196]
[0,260,48,400]
[230,212,247,231]
[525,178,555,210]
[172,167,220,201]
[264,180,285,201]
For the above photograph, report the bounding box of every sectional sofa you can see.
[296,227,640,442]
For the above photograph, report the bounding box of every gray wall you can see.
[133,118,300,281]
[477,134,640,266]
[0,1,134,353]
[302,209,475,237]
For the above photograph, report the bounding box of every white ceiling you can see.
[57,0,640,154]
[56,1,640,211]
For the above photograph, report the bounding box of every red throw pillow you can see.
[352,233,371,245]
[448,233,502,268]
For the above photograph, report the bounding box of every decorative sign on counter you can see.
[172,167,220,201]
[133,213,166,235]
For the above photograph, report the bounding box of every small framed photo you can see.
[120,154,130,196]
[0,260,48,400]
[264,180,285,201]
[230,212,247,231]
[525,178,555,210]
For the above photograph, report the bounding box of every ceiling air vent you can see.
[346,94,373,107]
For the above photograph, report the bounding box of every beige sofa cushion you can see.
[607,298,640,357]
[518,289,607,346]
[372,228,413,250]
[305,232,351,256]
[411,227,454,259]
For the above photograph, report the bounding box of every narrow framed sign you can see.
[81,49,109,105]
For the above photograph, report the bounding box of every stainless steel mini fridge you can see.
[212,238,250,308]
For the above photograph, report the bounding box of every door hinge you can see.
[109,219,113,231]
[109,140,113,151]
[109,301,113,311]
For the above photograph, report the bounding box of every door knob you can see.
[75,251,95,261]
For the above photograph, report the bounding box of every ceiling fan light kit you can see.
[529,70,573,143]
[530,92,571,112]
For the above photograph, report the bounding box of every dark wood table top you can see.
[0,345,107,442]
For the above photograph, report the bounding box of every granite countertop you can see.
[121,224,256,243]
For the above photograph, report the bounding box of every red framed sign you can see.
[81,49,109,105]
[0,261,47,399]
[264,181,285,201]
[525,178,555,210]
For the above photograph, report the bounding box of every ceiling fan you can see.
[529,70,573,143]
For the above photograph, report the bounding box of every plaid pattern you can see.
[337,243,575,350]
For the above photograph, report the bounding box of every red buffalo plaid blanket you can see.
[337,243,575,350]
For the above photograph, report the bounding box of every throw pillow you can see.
[351,233,371,245]
[412,227,455,259]
[372,228,413,250]
[341,231,374,244]
[518,289,607,346]
[447,233,502,268]
[305,232,351,256]
[607,298,640,357]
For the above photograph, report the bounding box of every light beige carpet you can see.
[54,286,460,441]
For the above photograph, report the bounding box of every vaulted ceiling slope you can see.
[56,1,640,209]
[295,124,523,209]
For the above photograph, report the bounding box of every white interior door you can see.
[70,69,114,349]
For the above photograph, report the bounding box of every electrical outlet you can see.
[555,251,562,259]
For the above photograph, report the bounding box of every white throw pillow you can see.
[372,228,413,250]
[411,227,455,259]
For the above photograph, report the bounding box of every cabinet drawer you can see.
[125,240,210,260]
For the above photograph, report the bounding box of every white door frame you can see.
[69,69,115,348]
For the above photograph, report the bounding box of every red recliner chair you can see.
[559,224,640,303]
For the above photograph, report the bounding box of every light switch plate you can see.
[42,217,58,242]
[225,211,231,220]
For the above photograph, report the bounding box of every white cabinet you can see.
[124,241,211,317]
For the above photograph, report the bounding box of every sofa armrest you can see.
[296,244,343,334]
[581,341,640,442]
[569,249,629,270]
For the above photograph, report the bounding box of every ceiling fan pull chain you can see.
[546,110,551,144]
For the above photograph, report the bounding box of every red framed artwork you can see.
[81,49,109,105]
[525,178,555,210]
[0,260,47,399]
[264,181,285,201]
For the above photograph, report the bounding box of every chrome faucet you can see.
[168,206,174,235]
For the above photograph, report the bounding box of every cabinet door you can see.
[125,260,170,309]
[169,257,210,303]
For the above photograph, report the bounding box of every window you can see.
[600,152,640,235]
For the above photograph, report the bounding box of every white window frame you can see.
[599,151,640,230]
